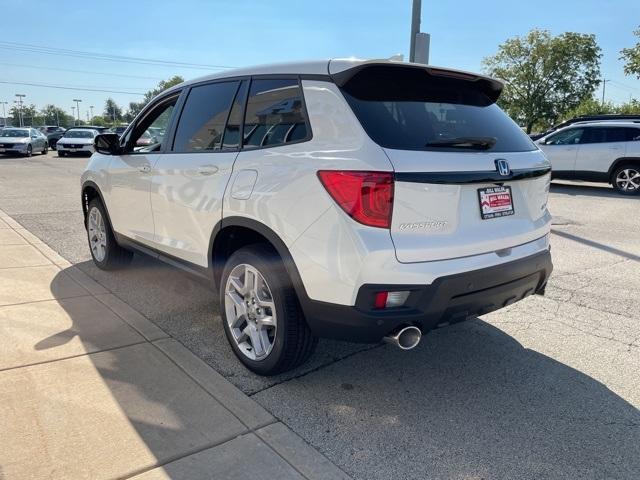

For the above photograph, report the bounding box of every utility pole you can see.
[0,101,7,125]
[71,106,75,125]
[601,79,609,108]
[55,109,60,127]
[73,98,82,124]
[89,105,94,121]
[409,0,430,64]
[15,94,25,127]
[409,0,421,62]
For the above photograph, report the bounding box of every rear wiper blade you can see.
[425,137,497,150]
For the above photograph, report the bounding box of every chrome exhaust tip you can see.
[383,326,422,350]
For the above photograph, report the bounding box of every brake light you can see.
[317,171,394,228]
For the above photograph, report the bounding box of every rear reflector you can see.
[373,291,410,309]
[317,171,394,228]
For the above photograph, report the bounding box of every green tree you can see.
[483,29,602,133]
[125,75,184,121]
[89,116,107,127]
[104,98,123,124]
[621,26,640,78]
[40,104,73,128]
[9,104,38,127]
[563,97,616,119]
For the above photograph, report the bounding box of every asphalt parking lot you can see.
[0,150,638,479]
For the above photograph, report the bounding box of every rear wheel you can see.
[612,165,640,195]
[86,198,133,269]
[220,244,317,375]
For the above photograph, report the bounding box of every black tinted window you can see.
[340,69,535,153]
[173,81,238,152]
[243,79,309,149]
[583,127,629,144]
[626,128,640,141]
[222,81,248,150]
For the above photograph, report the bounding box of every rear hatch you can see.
[335,63,551,263]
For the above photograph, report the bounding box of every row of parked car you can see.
[0,123,165,157]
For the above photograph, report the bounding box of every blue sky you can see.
[1,0,639,121]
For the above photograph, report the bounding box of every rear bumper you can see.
[301,249,552,342]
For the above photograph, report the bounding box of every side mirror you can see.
[94,133,121,155]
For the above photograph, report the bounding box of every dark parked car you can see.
[38,126,66,149]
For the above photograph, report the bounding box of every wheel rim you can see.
[224,263,277,361]
[616,168,640,192]
[88,207,107,262]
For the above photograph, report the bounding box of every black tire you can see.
[220,244,317,375]
[611,164,640,196]
[58,151,66,157]
[86,198,133,270]
[25,145,32,157]
[43,143,48,154]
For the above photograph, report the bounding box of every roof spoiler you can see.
[331,62,504,105]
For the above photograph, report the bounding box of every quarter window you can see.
[173,81,239,152]
[242,79,309,149]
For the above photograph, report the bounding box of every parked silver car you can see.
[0,128,48,156]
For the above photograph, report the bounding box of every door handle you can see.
[198,165,219,176]
[139,164,151,173]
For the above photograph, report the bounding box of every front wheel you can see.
[58,151,66,157]
[612,165,640,195]
[25,145,32,157]
[220,245,317,375]
[43,144,48,154]
[86,199,133,269]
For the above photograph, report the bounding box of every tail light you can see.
[317,171,394,228]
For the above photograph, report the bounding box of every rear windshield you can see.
[1,129,29,137]
[340,67,535,153]
[64,130,95,138]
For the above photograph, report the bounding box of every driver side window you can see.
[126,96,178,154]
[545,128,584,145]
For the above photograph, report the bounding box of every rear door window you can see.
[626,128,640,141]
[242,78,309,149]
[173,81,239,152]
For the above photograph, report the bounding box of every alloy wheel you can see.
[224,263,277,361]
[88,207,107,262]
[615,168,640,192]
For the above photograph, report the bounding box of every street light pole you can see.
[73,99,82,125]
[15,94,25,127]
[71,106,75,124]
[90,105,94,121]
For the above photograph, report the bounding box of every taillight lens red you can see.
[317,171,394,228]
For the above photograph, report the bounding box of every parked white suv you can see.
[81,59,553,375]
[538,121,640,195]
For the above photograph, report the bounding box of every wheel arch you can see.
[209,216,308,302]
[608,157,640,182]
[81,181,114,230]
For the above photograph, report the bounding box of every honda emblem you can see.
[495,159,511,177]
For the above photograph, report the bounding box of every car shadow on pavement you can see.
[253,319,640,479]
[37,261,640,479]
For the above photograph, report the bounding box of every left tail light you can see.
[317,170,394,228]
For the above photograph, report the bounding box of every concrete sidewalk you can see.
[0,209,349,480]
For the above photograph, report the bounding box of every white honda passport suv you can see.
[81,59,553,375]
